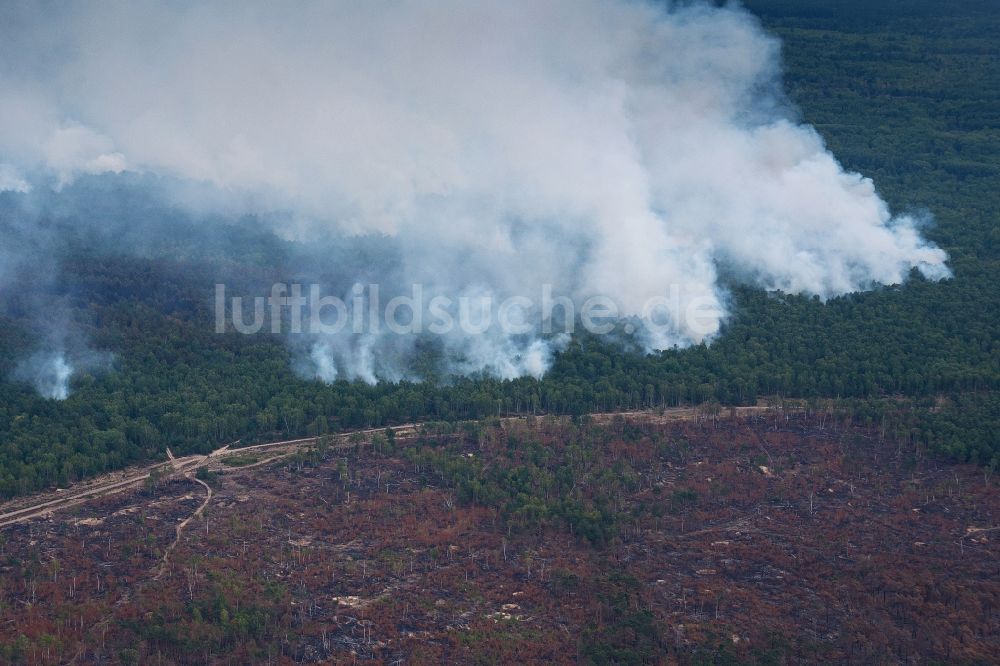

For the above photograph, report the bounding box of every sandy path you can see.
[155,474,213,579]
[0,404,776,530]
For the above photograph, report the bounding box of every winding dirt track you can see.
[0,405,772,530]
[155,474,213,579]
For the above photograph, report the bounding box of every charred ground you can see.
[1,409,996,664]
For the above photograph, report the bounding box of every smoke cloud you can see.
[12,348,114,400]
[13,351,73,400]
[0,0,949,385]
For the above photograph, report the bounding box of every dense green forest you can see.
[0,0,998,498]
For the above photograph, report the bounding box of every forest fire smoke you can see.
[0,0,949,386]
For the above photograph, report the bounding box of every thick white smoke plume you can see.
[0,0,949,383]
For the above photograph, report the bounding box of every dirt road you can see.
[0,404,773,529]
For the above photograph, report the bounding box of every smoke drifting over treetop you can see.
[0,0,949,384]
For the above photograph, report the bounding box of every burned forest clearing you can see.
[1,408,996,664]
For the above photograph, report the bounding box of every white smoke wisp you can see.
[38,352,71,400]
[15,351,73,400]
[11,349,115,400]
[0,0,950,383]
[309,342,339,384]
[0,164,30,193]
